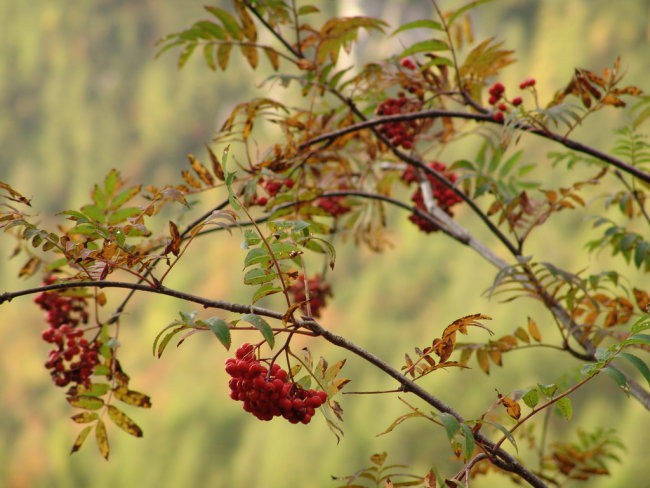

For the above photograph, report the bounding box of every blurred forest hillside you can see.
[1,1,649,487]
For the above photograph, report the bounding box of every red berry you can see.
[492,111,505,123]
[519,78,536,89]
[401,58,416,70]
[512,96,523,106]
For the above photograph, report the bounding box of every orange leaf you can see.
[633,288,650,312]
[434,337,455,363]
[601,94,625,107]
[527,317,542,342]
[584,70,606,87]
[264,47,280,71]
[488,349,502,366]
[188,154,215,186]
[206,145,225,181]
[476,349,490,374]
[487,199,502,216]
[166,221,181,256]
[181,169,202,189]
[18,256,41,278]
[240,44,259,69]
[497,391,521,420]
[370,452,387,466]
[604,310,619,328]
[613,85,642,96]
[234,2,257,41]
[404,354,415,377]
[497,335,518,348]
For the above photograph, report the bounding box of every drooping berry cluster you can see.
[226,344,328,424]
[34,278,99,387]
[401,162,462,233]
[288,274,332,318]
[487,82,506,106]
[317,195,351,217]
[376,94,421,149]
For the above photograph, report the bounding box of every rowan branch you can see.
[302,318,548,488]
[300,109,650,184]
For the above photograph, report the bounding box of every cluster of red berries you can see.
[488,82,510,122]
[34,278,99,387]
[488,78,536,122]
[317,195,351,217]
[401,162,462,233]
[226,344,328,424]
[487,82,506,106]
[288,274,332,318]
[376,94,421,149]
[250,177,295,206]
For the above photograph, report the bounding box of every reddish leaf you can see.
[166,221,181,256]
[206,145,225,180]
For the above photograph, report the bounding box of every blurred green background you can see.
[1,1,648,487]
